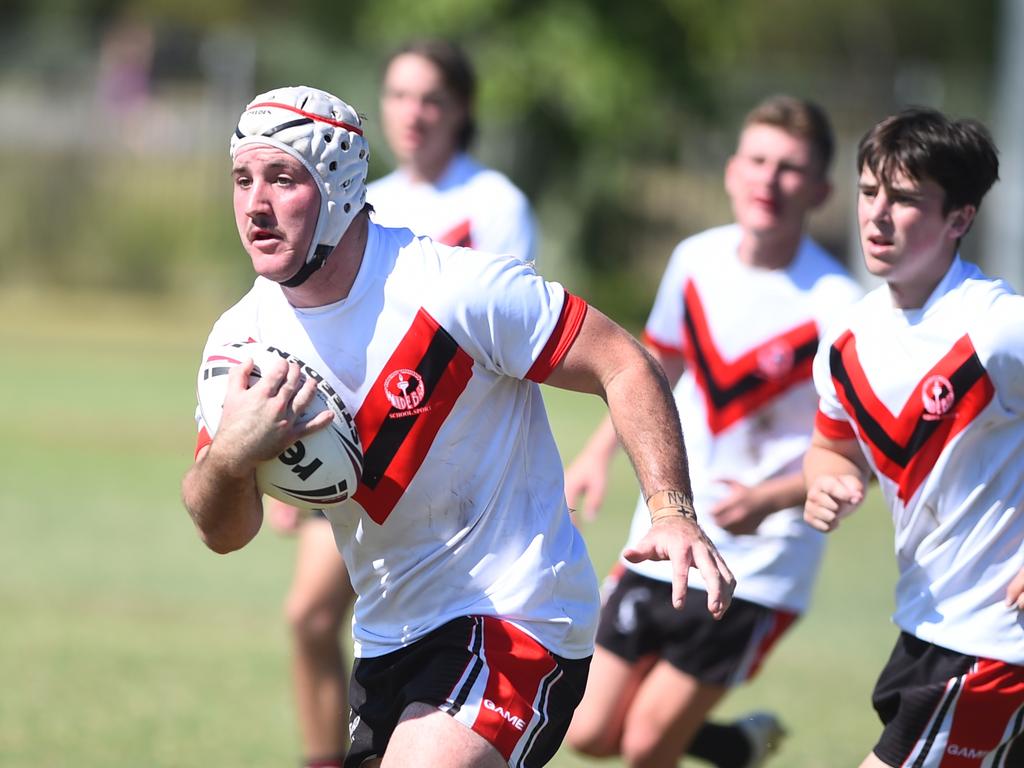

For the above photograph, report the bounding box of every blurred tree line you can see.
[0,0,998,326]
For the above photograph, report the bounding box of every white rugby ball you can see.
[197,341,363,509]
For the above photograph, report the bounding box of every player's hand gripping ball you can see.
[197,341,363,509]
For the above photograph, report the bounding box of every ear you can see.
[947,204,977,240]
[724,154,739,197]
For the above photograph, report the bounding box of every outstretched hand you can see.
[622,515,735,619]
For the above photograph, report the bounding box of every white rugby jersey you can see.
[624,224,862,613]
[367,152,537,264]
[814,257,1024,664]
[194,222,599,659]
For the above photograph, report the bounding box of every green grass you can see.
[0,288,898,767]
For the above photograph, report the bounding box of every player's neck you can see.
[887,253,956,310]
[736,226,802,270]
[282,214,370,308]
[405,149,458,185]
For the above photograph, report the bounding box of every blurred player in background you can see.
[804,107,1024,768]
[263,40,539,768]
[563,95,862,768]
[369,38,537,260]
[184,83,733,768]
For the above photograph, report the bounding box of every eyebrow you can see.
[231,160,299,175]
[858,179,923,200]
[888,183,922,195]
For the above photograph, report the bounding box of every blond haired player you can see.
[564,95,861,768]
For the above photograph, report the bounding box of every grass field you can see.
[0,288,899,767]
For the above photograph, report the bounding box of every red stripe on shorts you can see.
[471,617,558,762]
[940,658,1024,766]
[743,609,798,682]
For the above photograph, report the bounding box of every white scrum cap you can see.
[230,86,369,287]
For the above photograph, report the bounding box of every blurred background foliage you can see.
[0,0,1006,327]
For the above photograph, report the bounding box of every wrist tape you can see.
[646,489,697,524]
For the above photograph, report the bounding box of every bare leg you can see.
[285,516,355,763]
[565,646,657,756]
[619,660,728,768]
[381,702,506,768]
[859,752,894,768]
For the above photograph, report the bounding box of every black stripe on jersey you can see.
[448,617,485,717]
[360,324,461,488]
[829,344,988,467]
[684,310,819,409]
[910,675,962,768]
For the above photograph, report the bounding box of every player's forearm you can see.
[547,308,693,500]
[605,348,694,502]
[803,441,869,489]
[756,472,809,515]
[182,446,264,554]
[577,344,681,465]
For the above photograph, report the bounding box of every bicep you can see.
[544,307,653,397]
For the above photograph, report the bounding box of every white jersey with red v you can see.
[367,152,537,264]
[815,256,1024,664]
[624,224,862,613]
[193,223,598,660]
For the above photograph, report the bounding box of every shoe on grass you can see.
[736,711,786,768]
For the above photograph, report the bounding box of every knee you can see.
[284,592,344,643]
[619,725,669,768]
[564,719,620,758]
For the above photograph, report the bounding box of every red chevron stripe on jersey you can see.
[437,219,473,248]
[353,308,474,524]
[829,330,994,504]
[681,280,820,434]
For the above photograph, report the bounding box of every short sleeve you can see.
[526,293,588,382]
[474,188,538,267]
[190,287,262,460]
[812,321,852,429]
[643,239,692,355]
[194,417,212,458]
[982,290,1024,414]
[815,409,856,440]
[434,249,576,380]
[192,343,221,458]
